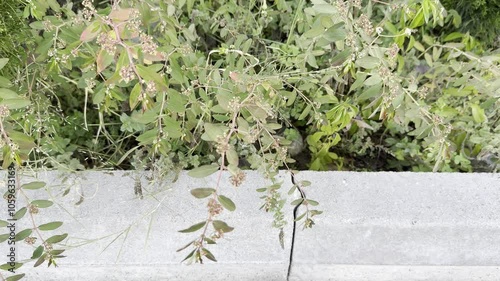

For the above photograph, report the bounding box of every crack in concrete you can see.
[286,198,300,280]
[287,172,305,281]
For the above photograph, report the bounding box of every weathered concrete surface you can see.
[1,171,499,280]
[0,170,295,280]
[289,172,500,280]
[289,265,500,281]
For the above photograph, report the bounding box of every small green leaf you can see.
[0,262,22,271]
[13,207,27,220]
[202,248,217,262]
[31,200,53,208]
[188,165,219,178]
[310,210,323,216]
[226,147,239,166]
[34,254,46,267]
[0,58,9,70]
[323,25,346,42]
[295,212,307,222]
[45,233,68,244]
[217,195,236,211]
[358,83,382,101]
[303,26,325,38]
[6,273,25,281]
[190,188,215,199]
[21,181,46,190]
[96,49,114,73]
[181,249,196,262]
[204,237,216,244]
[300,181,312,187]
[129,82,142,110]
[80,20,101,42]
[31,246,44,259]
[364,75,381,86]
[201,123,228,142]
[291,198,304,206]
[306,199,319,206]
[136,64,168,89]
[0,220,8,227]
[471,104,486,123]
[136,128,158,145]
[410,9,425,28]
[14,229,32,242]
[312,3,338,14]
[331,49,351,66]
[444,32,463,42]
[0,76,12,88]
[212,220,234,233]
[178,221,206,233]
[0,98,31,109]
[0,233,9,243]
[256,188,267,192]
[0,88,19,99]
[355,56,380,69]
[176,240,194,252]
[38,221,63,231]
[298,104,311,120]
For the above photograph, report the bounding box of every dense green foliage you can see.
[0,0,498,271]
[441,0,500,48]
[1,0,498,173]
[0,0,31,75]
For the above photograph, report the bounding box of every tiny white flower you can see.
[376,27,383,35]
[404,28,412,37]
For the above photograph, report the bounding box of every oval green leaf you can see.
[0,98,31,109]
[306,199,319,206]
[31,245,44,259]
[190,188,215,199]
[49,249,65,256]
[38,221,63,231]
[217,195,236,211]
[188,165,219,178]
[45,233,68,244]
[0,262,22,271]
[291,198,304,206]
[212,220,234,233]
[34,254,46,267]
[6,273,25,281]
[13,207,27,220]
[0,58,9,70]
[0,88,19,99]
[202,248,217,262]
[178,221,206,233]
[22,181,46,190]
[31,200,53,208]
[0,233,9,243]
[14,229,32,242]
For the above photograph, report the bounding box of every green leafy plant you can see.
[0,0,498,274]
[441,0,500,48]
[0,59,67,280]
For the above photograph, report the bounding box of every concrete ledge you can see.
[0,171,499,280]
[289,265,500,281]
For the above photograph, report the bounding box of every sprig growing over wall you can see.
[0,58,68,280]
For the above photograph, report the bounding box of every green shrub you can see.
[441,0,500,48]
[0,0,498,272]
[0,0,31,76]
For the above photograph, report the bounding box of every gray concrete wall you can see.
[0,171,499,280]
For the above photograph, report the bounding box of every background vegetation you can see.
[1,0,499,174]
